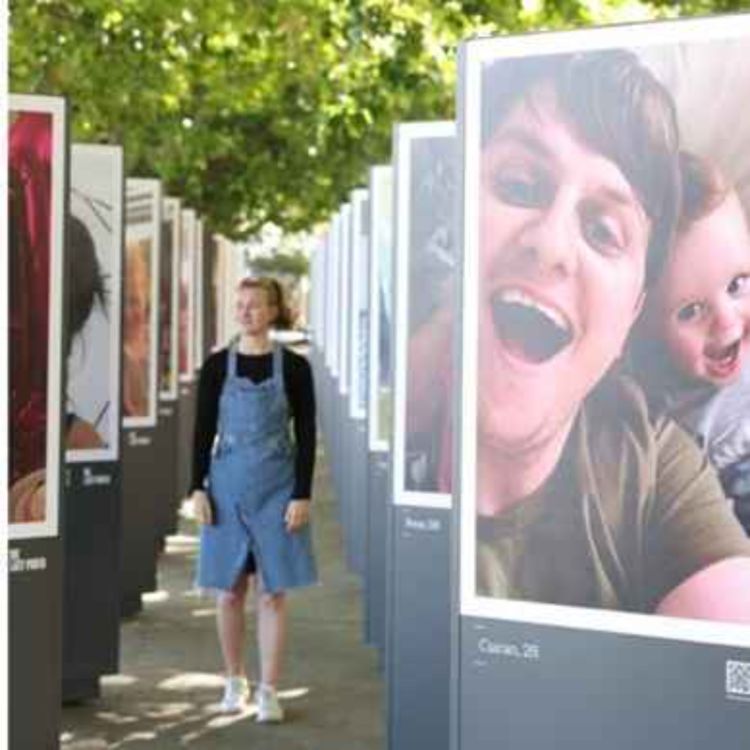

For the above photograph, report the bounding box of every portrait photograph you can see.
[193,218,204,371]
[458,17,750,648]
[159,197,180,401]
[367,165,395,451]
[179,208,196,382]
[9,96,66,538]
[123,178,161,428]
[392,123,458,501]
[67,144,123,462]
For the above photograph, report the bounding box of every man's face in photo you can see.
[477,87,651,456]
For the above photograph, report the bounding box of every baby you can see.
[640,153,750,532]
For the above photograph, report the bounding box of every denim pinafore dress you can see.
[197,344,318,593]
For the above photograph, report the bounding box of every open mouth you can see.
[491,289,573,364]
[704,338,742,375]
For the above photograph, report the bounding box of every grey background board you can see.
[119,430,161,616]
[365,451,390,656]
[10,539,63,749]
[388,507,452,749]
[315,357,330,438]
[332,393,346,527]
[387,124,456,750]
[62,462,122,701]
[9,95,68,749]
[154,401,179,538]
[176,382,196,500]
[455,22,750,750]
[460,616,750,749]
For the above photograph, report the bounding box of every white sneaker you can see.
[220,675,250,713]
[255,684,284,723]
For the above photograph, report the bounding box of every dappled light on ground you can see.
[141,590,170,604]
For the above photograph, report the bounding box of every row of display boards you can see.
[8,95,247,748]
[309,15,750,750]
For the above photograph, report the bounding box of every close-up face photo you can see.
[651,190,750,387]
[477,88,650,455]
[124,241,150,351]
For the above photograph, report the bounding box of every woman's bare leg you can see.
[216,574,250,676]
[256,586,287,687]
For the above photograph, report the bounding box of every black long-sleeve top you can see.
[191,347,316,499]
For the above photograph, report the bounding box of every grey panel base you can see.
[120,429,161,615]
[348,420,368,576]
[10,538,62,749]
[340,415,368,576]
[332,393,347,529]
[62,675,100,704]
[388,506,451,750]
[62,463,121,699]
[154,401,179,537]
[460,616,750,750]
[365,451,389,655]
[337,406,354,569]
[176,383,196,500]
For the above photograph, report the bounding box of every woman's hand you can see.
[285,499,310,532]
[191,489,213,525]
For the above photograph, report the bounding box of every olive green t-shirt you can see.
[476,375,750,613]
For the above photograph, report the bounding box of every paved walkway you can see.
[61,451,384,749]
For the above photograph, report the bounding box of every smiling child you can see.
[639,153,750,532]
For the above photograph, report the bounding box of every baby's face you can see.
[654,191,750,386]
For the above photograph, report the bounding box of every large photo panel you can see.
[159,197,181,401]
[312,230,328,350]
[328,214,341,374]
[349,189,370,420]
[393,122,458,507]
[208,233,221,355]
[67,144,124,463]
[123,178,162,428]
[193,218,204,370]
[338,202,353,397]
[327,211,341,376]
[367,165,394,451]
[9,95,67,539]
[458,13,750,658]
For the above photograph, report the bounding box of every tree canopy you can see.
[11,0,748,238]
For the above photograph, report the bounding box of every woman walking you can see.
[191,276,317,722]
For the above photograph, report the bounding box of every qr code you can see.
[726,661,750,697]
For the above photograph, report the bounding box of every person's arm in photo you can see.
[647,420,750,623]
[656,557,750,621]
